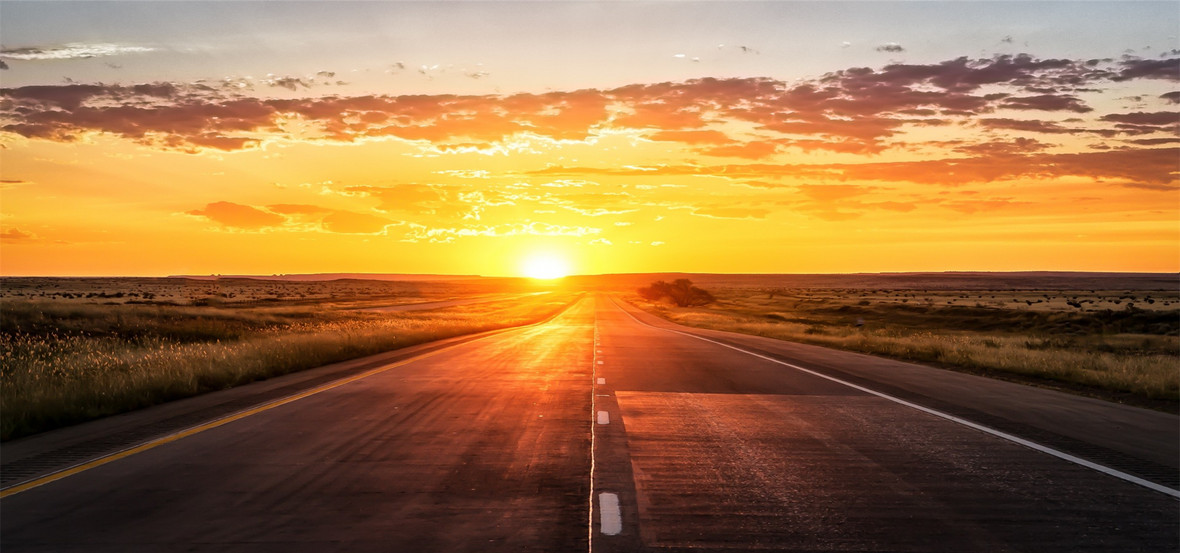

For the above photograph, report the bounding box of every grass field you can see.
[622,285,1179,409]
[0,276,541,307]
[0,277,575,440]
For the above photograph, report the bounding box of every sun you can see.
[521,253,571,280]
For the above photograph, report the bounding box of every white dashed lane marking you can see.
[597,377,606,385]
[599,493,622,535]
[597,411,610,425]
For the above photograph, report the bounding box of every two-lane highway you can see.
[2,294,1177,552]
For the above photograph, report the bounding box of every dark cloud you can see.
[1113,57,1180,81]
[1099,111,1178,126]
[876,43,904,53]
[3,84,113,110]
[1000,94,1091,113]
[1161,91,1180,104]
[954,137,1051,156]
[1097,111,1180,137]
[841,54,1091,94]
[979,118,1118,137]
[1125,137,1180,146]
[2,52,1176,160]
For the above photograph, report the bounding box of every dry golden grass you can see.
[0,275,546,307]
[625,287,1179,405]
[1,292,577,440]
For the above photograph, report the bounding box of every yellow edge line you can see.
[0,346,453,499]
[1,293,586,499]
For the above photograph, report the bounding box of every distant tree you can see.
[638,279,715,307]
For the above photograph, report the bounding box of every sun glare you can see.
[521,253,571,280]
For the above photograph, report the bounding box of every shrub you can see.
[637,279,715,307]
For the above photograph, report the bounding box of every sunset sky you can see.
[1,1,1177,277]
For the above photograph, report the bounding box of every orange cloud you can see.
[321,211,395,234]
[266,204,334,216]
[530,147,1179,187]
[0,228,35,242]
[187,201,397,234]
[187,201,285,229]
[692,206,771,219]
[648,129,734,145]
[697,140,780,160]
[345,184,444,211]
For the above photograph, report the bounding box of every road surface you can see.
[2,295,1176,552]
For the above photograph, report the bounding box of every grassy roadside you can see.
[0,293,580,441]
[621,290,1179,410]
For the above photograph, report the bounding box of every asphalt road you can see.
[2,294,1177,552]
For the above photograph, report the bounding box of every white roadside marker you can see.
[599,493,622,535]
[597,411,610,425]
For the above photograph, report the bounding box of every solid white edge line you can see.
[610,296,1180,500]
[588,305,599,553]
[599,492,622,535]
